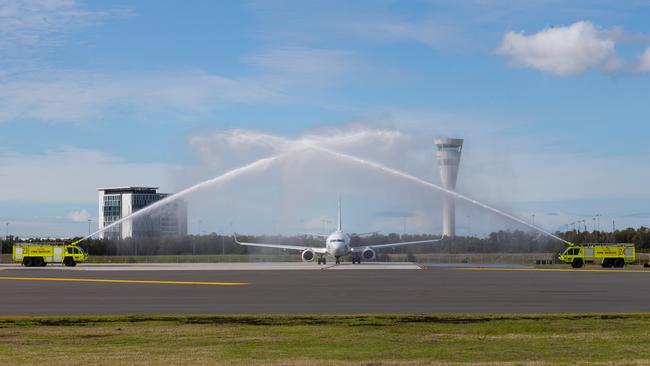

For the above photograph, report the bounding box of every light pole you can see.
[5,222,8,241]
[592,217,596,232]
[87,219,92,236]
[531,214,536,226]
[596,214,602,231]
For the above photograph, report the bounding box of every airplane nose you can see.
[333,243,346,256]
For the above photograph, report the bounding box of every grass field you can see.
[1,314,650,365]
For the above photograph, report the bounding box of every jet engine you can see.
[362,248,376,261]
[301,249,315,262]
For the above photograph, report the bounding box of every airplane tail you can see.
[337,197,342,232]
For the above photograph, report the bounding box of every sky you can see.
[1,0,650,238]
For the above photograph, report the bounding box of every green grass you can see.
[1,314,650,365]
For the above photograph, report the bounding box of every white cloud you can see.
[0,45,361,124]
[0,0,128,49]
[336,15,460,50]
[247,1,463,50]
[66,209,89,222]
[245,47,352,79]
[0,146,175,202]
[639,47,650,72]
[496,21,622,76]
[0,69,286,122]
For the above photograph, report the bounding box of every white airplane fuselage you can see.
[326,231,350,257]
[235,199,443,265]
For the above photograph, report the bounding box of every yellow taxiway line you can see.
[454,267,650,274]
[0,276,248,286]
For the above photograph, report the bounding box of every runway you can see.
[1,262,650,315]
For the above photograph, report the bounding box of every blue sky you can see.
[1,0,650,238]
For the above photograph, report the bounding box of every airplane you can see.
[234,201,444,265]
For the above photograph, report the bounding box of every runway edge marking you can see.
[0,276,249,286]
[453,267,650,274]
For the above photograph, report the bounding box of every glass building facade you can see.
[98,187,188,240]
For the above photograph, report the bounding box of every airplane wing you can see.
[234,234,328,254]
[352,231,380,237]
[350,237,444,251]
[299,233,330,239]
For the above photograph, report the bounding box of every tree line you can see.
[3,227,650,256]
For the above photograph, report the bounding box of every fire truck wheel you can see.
[601,259,609,268]
[571,258,584,268]
[614,258,625,268]
[23,257,33,267]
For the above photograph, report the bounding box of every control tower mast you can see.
[435,138,464,237]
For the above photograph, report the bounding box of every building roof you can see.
[97,187,159,192]
[434,138,464,146]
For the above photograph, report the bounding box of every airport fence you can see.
[388,253,556,265]
[84,254,301,263]
[394,252,650,265]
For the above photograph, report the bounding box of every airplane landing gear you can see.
[335,256,341,265]
[352,256,361,264]
[318,256,327,265]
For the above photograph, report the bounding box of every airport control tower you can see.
[435,138,464,237]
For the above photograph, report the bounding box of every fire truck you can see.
[12,243,88,267]
[558,243,635,268]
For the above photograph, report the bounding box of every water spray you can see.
[77,133,569,246]
[73,154,283,245]
[304,144,570,245]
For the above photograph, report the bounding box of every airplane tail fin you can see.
[337,196,342,232]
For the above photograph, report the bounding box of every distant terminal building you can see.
[97,187,187,240]
[434,138,464,237]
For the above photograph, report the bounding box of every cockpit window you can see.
[330,239,344,242]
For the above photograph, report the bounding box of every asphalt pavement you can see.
[1,263,650,315]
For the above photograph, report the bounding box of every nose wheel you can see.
[335,256,341,265]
